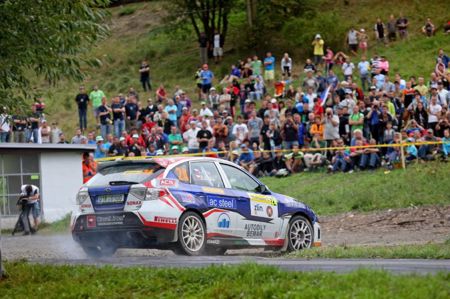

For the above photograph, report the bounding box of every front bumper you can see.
[72,212,176,248]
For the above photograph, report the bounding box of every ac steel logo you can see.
[217,213,231,228]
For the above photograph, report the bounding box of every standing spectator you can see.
[323,47,334,74]
[428,95,442,130]
[156,84,167,103]
[358,55,371,91]
[183,121,200,153]
[281,114,299,150]
[251,55,262,77]
[164,99,178,125]
[198,32,208,65]
[97,97,112,139]
[139,60,151,91]
[208,87,220,111]
[247,111,263,146]
[111,97,125,137]
[358,28,368,55]
[349,105,364,135]
[323,108,340,145]
[437,81,448,108]
[94,136,108,159]
[347,28,359,55]
[0,107,11,143]
[367,101,382,142]
[199,102,213,118]
[89,85,105,127]
[71,129,86,144]
[27,105,40,143]
[312,34,324,66]
[342,59,355,80]
[197,120,212,151]
[396,14,409,39]
[75,86,89,131]
[232,115,248,145]
[213,117,228,146]
[50,122,62,144]
[374,18,386,45]
[125,96,139,131]
[12,114,27,143]
[264,52,275,85]
[387,14,397,41]
[213,30,223,64]
[200,64,214,99]
[281,53,293,80]
[40,120,51,144]
[168,126,183,154]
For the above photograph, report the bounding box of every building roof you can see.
[0,143,95,153]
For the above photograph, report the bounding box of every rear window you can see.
[86,162,165,186]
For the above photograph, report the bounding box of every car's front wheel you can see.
[287,215,313,251]
[176,211,206,256]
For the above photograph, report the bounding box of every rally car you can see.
[72,157,321,257]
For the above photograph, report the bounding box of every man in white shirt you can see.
[281,53,293,80]
[342,59,355,80]
[357,56,370,91]
[0,107,11,143]
[183,121,200,153]
[15,184,40,235]
[199,102,213,118]
[427,95,442,130]
[437,81,448,108]
[213,30,223,63]
[323,108,340,143]
[232,115,249,144]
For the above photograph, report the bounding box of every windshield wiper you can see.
[109,180,139,186]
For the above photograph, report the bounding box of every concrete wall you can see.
[40,152,82,222]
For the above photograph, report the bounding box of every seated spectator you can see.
[330,138,350,173]
[284,145,304,173]
[359,138,381,170]
[238,143,254,171]
[405,137,418,161]
[422,18,436,37]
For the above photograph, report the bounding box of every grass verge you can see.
[260,162,450,216]
[1,262,449,298]
[288,242,450,259]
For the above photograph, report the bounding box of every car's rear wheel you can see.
[81,241,117,259]
[287,215,313,251]
[176,211,206,256]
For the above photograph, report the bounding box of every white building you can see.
[0,143,95,228]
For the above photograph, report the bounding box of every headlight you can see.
[76,187,90,205]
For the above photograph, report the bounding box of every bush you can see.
[282,11,350,58]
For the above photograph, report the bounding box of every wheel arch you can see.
[175,208,207,241]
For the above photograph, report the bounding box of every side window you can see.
[190,162,224,188]
[168,162,190,183]
[221,164,259,192]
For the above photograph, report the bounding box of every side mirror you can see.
[257,184,269,194]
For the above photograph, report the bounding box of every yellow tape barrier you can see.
[94,141,446,162]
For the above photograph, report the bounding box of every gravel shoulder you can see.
[1,205,449,260]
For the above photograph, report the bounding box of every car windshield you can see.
[86,162,165,186]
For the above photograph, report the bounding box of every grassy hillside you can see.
[260,162,450,216]
[37,0,449,134]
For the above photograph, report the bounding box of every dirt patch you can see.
[322,205,450,246]
[108,2,167,37]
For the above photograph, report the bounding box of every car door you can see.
[218,163,281,241]
[186,161,240,240]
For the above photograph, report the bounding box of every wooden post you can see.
[400,134,406,170]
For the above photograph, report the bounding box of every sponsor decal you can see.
[126,200,141,206]
[253,204,264,215]
[179,193,196,204]
[217,213,231,228]
[249,193,277,219]
[154,216,177,224]
[207,197,236,209]
[202,187,225,194]
[266,206,273,217]
[245,223,266,237]
[207,239,220,245]
[158,178,179,188]
[248,193,277,206]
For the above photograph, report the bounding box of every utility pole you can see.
[246,0,257,28]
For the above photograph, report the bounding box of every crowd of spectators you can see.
[1,18,450,177]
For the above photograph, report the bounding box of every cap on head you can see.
[95,136,104,142]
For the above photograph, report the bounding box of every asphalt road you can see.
[2,234,450,274]
[23,256,450,275]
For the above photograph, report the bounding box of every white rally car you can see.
[72,157,321,257]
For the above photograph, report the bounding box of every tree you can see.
[171,0,234,51]
[0,0,110,109]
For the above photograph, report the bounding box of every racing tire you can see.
[176,211,207,256]
[81,242,117,259]
[205,246,227,256]
[287,215,313,252]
